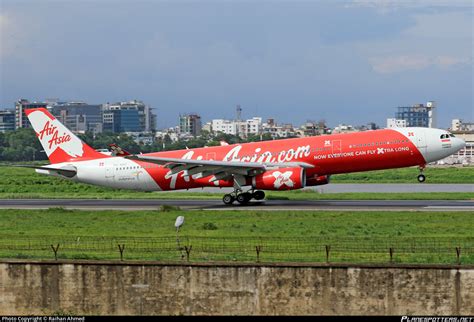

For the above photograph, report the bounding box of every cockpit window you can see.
[440,134,455,139]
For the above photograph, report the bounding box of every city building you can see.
[246,117,262,136]
[439,119,474,165]
[262,119,297,138]
[332,124,358,134]
[103,108,141,133]
[362,122,379,131]
[211,117,262,138]
[179,113,202,137]
[127,132,155,145]
[50,102,103,134]
[155,128,180,145]
[103,100,156,133]
[300,120,329,137]
[451,119,474,132]
[386,118,407,128]
[202,122,212,133]
[0,110,15,132]
[15,99,47,129]
[394,101,437,128]
[211,119,237,135]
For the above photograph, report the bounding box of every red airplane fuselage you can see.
[141,129,424,190]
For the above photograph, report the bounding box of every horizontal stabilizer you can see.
[2,164,77,178]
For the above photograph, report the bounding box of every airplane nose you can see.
[456,138,466,151]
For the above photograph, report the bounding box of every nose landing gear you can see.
[222,190,266,205]
[417,165,426,183]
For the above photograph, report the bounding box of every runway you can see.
[1,199,472,211]
[177,184,474,193]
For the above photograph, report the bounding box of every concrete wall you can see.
[0,260,473,315]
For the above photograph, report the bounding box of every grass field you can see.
[331,166,474,183]
[0,166,473,200]
[0,208,472,264]
[1,165,472,265]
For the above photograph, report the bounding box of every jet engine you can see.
[251,167,306,190]
[306,174,330,186]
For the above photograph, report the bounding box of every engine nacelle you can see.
[306,174,330,186]
[252,167,306,190]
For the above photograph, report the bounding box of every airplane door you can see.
[414,130,427,154]
[105,166,115,182]
[332,140,342,154]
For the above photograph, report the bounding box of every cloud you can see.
[369,55,470,74]
[0,1,472,128]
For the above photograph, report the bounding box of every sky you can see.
[0,0,472,129]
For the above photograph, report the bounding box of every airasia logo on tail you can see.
[38,121,72,150]
[28,110,84,158]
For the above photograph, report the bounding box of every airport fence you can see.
[0,234,472,264]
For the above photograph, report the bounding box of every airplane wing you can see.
[127,154,314,180]
[3,164,77,178]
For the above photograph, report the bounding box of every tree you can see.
[246,133,274,142]
[0,128,46,161]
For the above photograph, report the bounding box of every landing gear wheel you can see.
[223,194,235,205]
[417,174,426,183]
[236,192,251,204]
[253,190,265,200]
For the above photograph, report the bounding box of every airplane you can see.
[15,108,466,205]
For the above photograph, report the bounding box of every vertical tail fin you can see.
[26,108,106,164]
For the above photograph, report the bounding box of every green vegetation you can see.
[0,128,45,161]
[3,208,471,238]
[0,165,472,200]
[331,166,474,184]
[0,209,472,264]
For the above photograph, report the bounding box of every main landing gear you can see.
[417,165,426,183]
[222,190,265,205]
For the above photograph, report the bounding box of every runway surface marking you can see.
[0,199,472,212]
